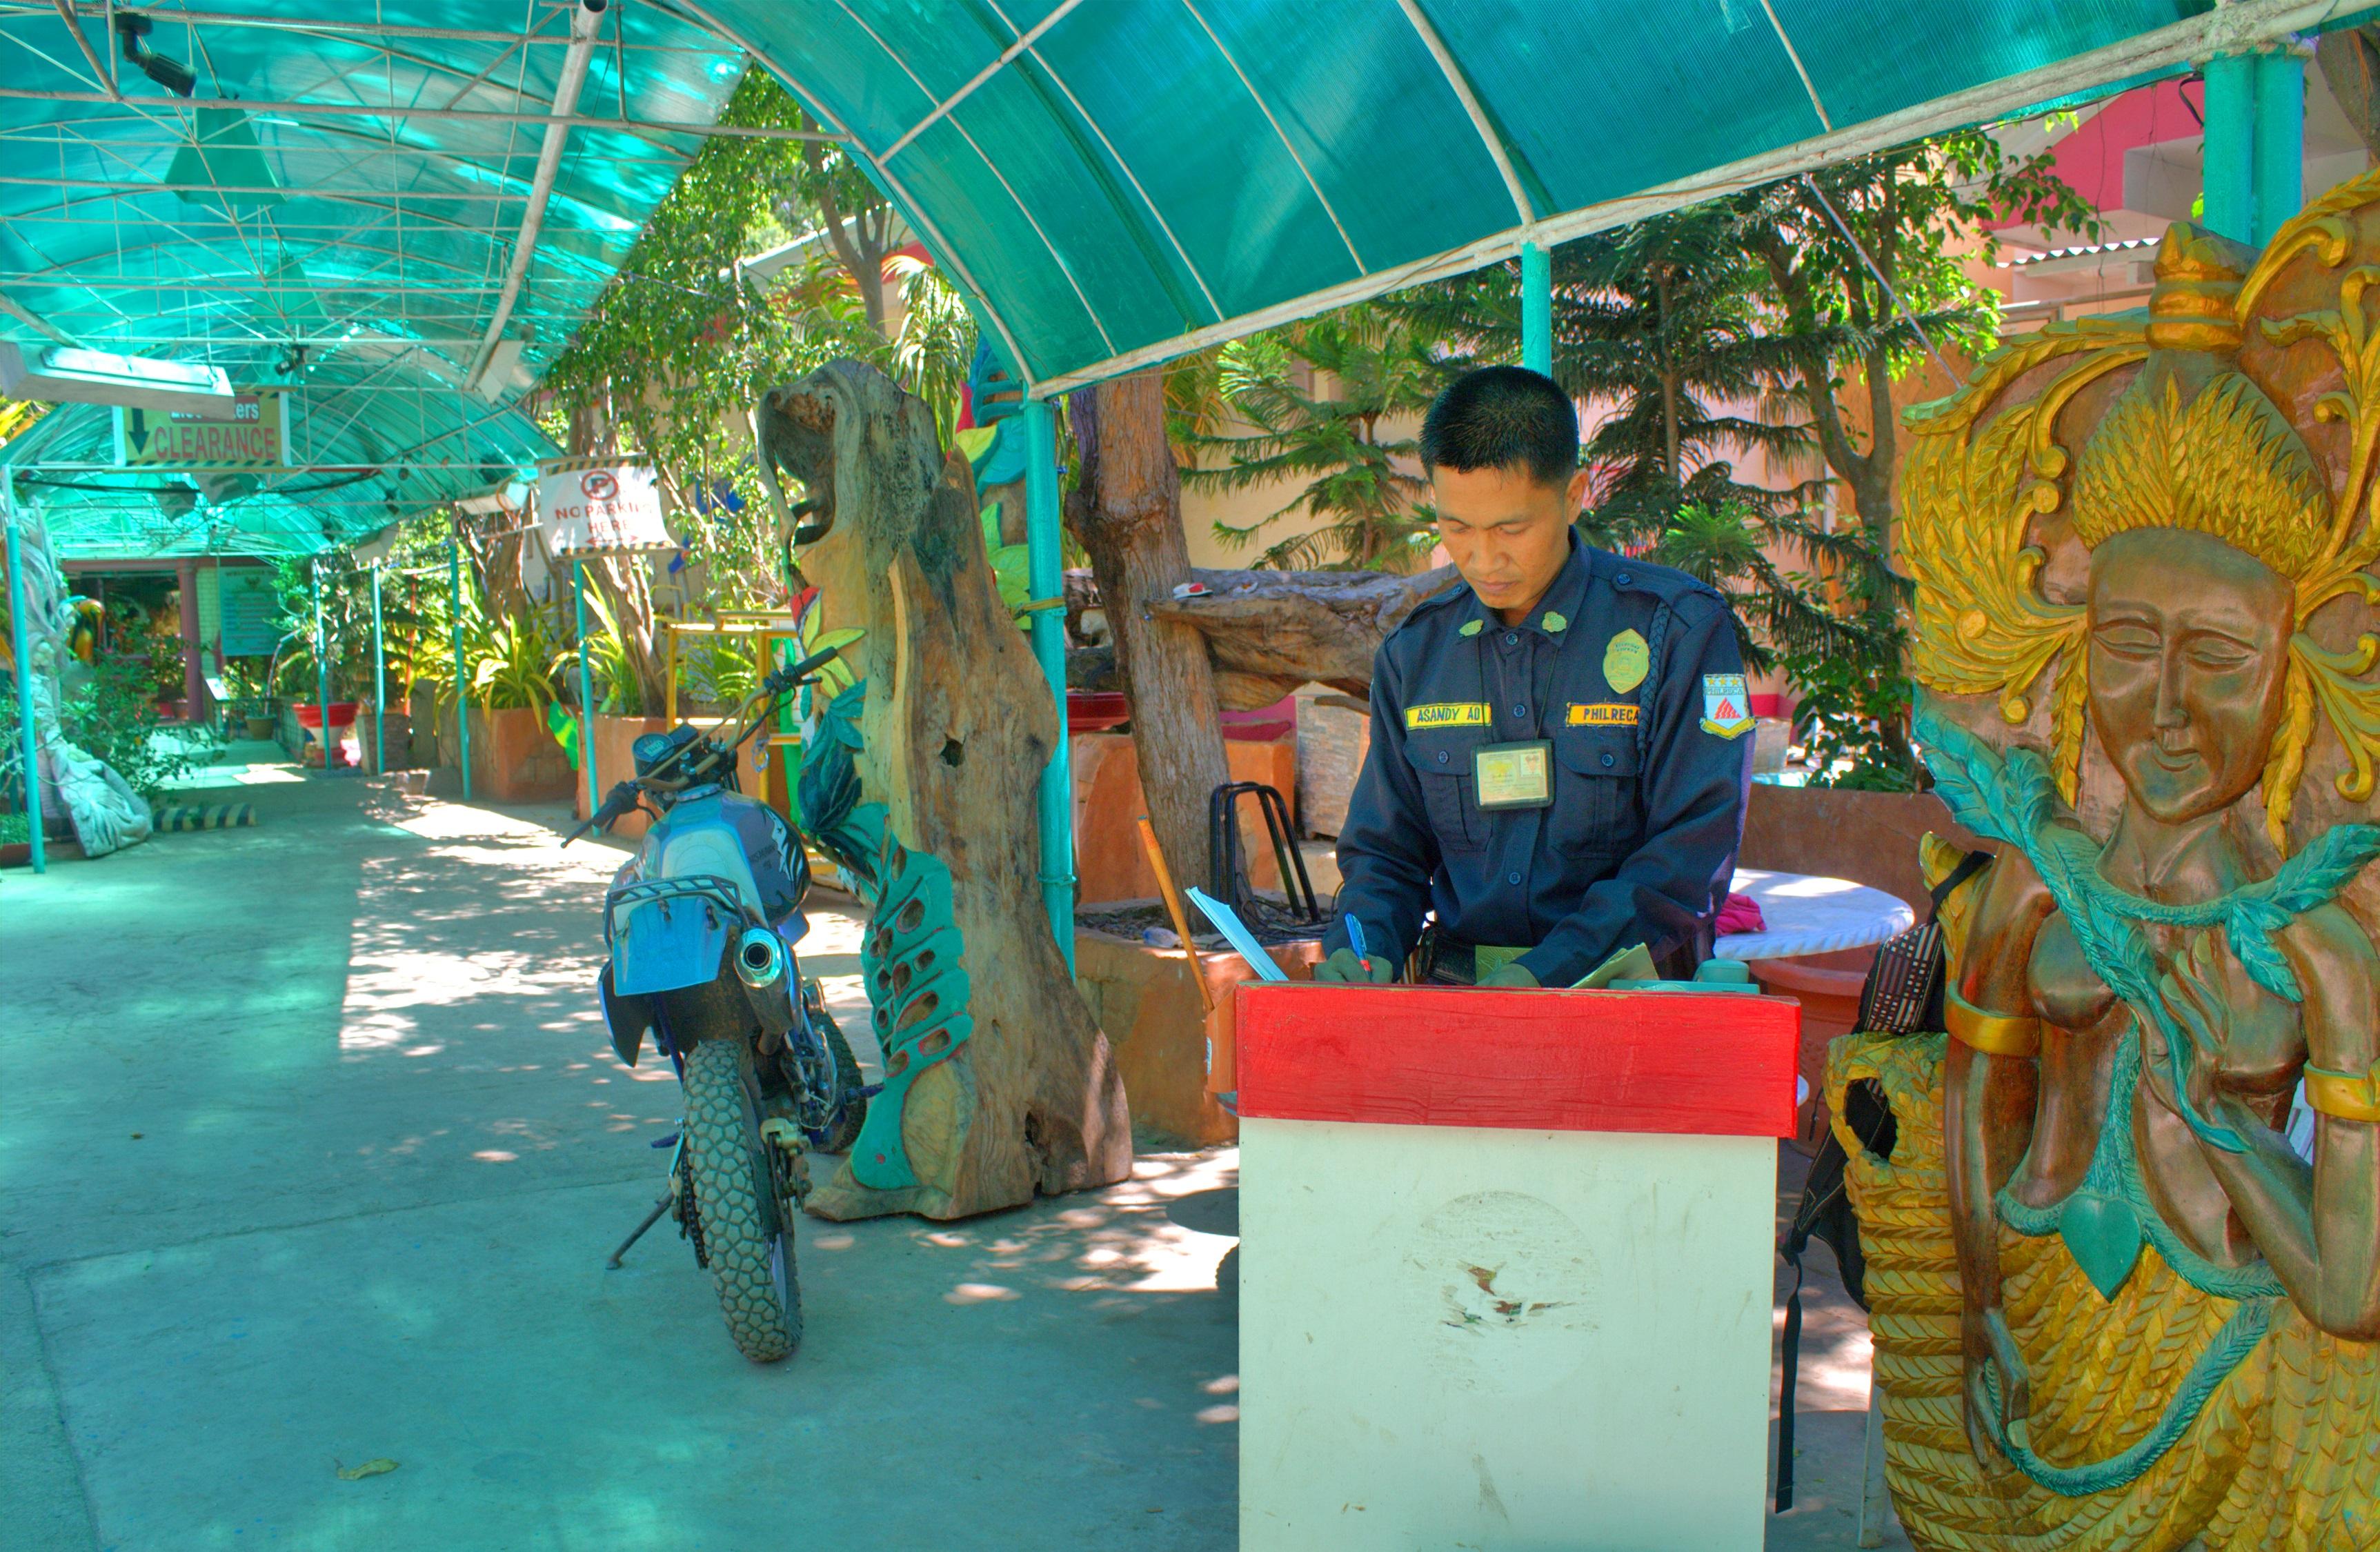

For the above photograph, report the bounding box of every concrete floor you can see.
[3,753,1895,1551]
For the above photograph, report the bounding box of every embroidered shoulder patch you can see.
[1405,702,1490,730]
[1700,673,1754,739]
[1565,702,1640,726]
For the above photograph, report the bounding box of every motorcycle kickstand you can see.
[606,1191,675,1270]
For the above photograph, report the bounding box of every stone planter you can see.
[1070,732,1299,905]
[359,707,414,773]
[1074,926,1324,1146]
[574,715,669,835]
[455,705,573,802]
[1738,784,1988,916]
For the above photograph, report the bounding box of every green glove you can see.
[1478,960,1540,989]
[1313,946,1396,985]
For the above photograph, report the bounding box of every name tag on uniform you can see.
[1474,739,1554,809]
[1406,702,1489,729]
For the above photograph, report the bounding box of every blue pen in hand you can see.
[1345,914,1371,975]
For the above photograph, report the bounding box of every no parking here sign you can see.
[536,458,674,555]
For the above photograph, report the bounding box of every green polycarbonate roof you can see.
[708,0,2354,396]
[0,0,746,557]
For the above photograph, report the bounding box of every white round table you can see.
[1711,867,1913,962]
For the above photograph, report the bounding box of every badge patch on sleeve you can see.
[1699,674,1754,739]
[1405,702,1490,730]
[1565,702,1640,726]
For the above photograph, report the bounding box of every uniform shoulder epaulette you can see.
[1389,577,1471,636]
[1605,554,1727,619]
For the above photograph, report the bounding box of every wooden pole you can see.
[312,557,333,774]
[573,557,597,817]
[2203,54,2257,243]
[370,562,386,773]
[450,539,471,799]
[2254,50,2303,245]
[1137,811,1213,1014]
[1024,394,1077,974]
[5,508,44,873]
[1521,240,1552,375]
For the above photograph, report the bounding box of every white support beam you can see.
[882,0,1082,161]
[46,0,119,99]
[0,88,843,141]
[1395,0,1534,226]
[464,1,603,393]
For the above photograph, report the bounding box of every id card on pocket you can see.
[1474,739,1554,809]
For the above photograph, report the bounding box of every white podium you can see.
[1235,982,1799,1551]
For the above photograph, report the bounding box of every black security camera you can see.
[115,12,198,98]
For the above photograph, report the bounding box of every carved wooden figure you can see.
[755,360,1131,1222]
[1829,179,2380,1551]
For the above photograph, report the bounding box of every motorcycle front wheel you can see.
[682,1037,801,1362]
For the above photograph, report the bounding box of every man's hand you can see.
[1478,961,1540,989]
[1313,947,1396,985]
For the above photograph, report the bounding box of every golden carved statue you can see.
[1830,172,2380,1551]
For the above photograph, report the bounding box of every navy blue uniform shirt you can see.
[1327,534,1756,987]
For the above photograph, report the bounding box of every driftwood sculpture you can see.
[755,360,1131,1222]
[1067,564,1458,710]
[10,511,151,856]
[1829,189,2380,1549]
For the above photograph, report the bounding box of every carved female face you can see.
[2085,529,2294,824]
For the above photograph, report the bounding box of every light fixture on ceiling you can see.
[115,13,198,98]
[0,342,233,411]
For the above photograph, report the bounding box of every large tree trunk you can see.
[754,361,1131,1221]
[1065,372,1231,894]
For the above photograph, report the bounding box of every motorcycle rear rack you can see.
[602,874,755,946]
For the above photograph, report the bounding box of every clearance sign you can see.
[117,390,290,470]
[536,458,673,554]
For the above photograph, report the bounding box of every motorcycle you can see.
[568,644,869,1362]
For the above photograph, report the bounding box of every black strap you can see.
[1927,848,1994,919]
[1776,1257,1804,1511]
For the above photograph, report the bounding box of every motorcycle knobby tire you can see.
[682,1037,801,1362]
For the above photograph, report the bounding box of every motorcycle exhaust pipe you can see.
[734,926,786,991]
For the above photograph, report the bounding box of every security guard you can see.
[1316,366,1755,989]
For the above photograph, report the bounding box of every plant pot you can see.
[1069,730,1300,906]
[575,715,671,835]
[359,708,414,773]
[1072,925,1325,1145]
[241,716,275,741]
[464,705,575,803]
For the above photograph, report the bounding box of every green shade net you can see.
[707,0,2372,394]
[0,1,746,557]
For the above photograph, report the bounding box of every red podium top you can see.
[1233,982,1800,1138]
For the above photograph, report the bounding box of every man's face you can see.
[1430,463,1590,619]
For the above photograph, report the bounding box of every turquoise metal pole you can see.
[1520,241,1552,375]
[370,563,386,775]
[450,540,472,799]
[5,513,45,873]
[1022,395,1076,975]
[312,558,333,775]
[2202,55,2257,245]
[2254,50,2303,246]
[573,558,597,819]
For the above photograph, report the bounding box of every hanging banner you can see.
[536,458,673,554]
[117,390,291,470]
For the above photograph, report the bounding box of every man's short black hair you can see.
[1418,366,1578,488]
